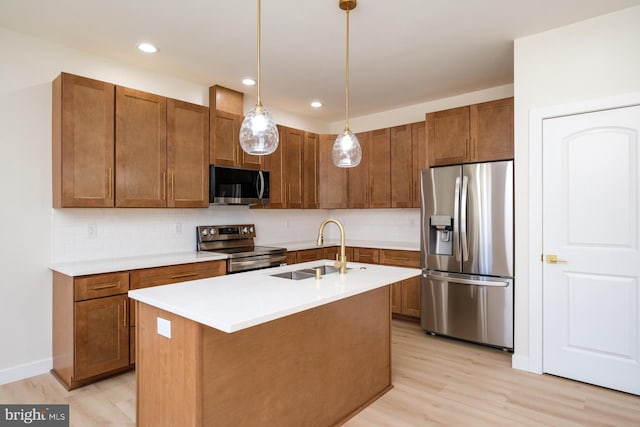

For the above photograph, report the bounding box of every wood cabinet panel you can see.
[379,249,420,268]
[352,247,380,264]
[347,132,370,208]
[390,124,413,208]
[427,106,470,167]
[470,97,514,162]
[427,98,513,166]
[210,110,241,166]
[167,99,209,208]
[115,86,167,207]
[52,72,115,207]
[283,126,304,209]
[369,128,391,208]
[262,126,284,208]
[401,276,421,318]
[74,294,129,380]
[74,272,129,302]
[295,248,324,263]
[391,282,403,314]
[303,132,320,209]
[130,260,226,290]
[319,134,347,208]
[286,251,297,265]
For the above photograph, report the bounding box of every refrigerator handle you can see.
[460,175,469,261]
[423,272,510,288]
[453,176,461,261]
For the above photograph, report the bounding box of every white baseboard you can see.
[511,353,539,373]
[0,358,52,386]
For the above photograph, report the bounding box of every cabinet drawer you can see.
[379,249,420,268]
[352,248,380,264]
[130,260,226,290]
[295,248,324,263]
[74,272,129,301]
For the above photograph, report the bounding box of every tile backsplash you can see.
[51,206,420,263]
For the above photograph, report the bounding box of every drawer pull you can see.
[90,282,119,291]
[170,273,199,279]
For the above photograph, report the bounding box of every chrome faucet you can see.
[316,218,348,274]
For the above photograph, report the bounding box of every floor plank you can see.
[1,320,638,426]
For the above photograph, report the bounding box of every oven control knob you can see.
[202,229,208,236]
[242,227,248,234]
[209,228,216,235]
[249,226,254,234]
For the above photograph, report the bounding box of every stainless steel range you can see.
[196,224,287,274]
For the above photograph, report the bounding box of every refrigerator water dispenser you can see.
[429,215,453,256]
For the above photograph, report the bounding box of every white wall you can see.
[512,5,640,370]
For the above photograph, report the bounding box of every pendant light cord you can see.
[345,7,350,130]
[256,0,262,106]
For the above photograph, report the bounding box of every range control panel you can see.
[197,224,256,242]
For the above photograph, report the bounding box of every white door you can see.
[542,105,640,395]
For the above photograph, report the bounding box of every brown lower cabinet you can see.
[51,259,225,390]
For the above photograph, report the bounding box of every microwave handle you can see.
[257,171,265,199]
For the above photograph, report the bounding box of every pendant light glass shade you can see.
[240,104,279,155]
[332,129,361,167]
[334,0,361,168]
[240,0,279,155]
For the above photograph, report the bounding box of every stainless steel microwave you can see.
[209,165,270,205]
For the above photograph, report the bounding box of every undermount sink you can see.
[270,264,349,280]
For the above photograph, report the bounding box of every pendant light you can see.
[332,0,362,168]
[240,0,279,155]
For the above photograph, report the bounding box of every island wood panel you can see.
[135,286,392,427]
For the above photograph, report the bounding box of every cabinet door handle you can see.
[91,282,119,291]
[107,168,113,200]
[169,272,199,279]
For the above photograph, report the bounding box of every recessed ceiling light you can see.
[242,78,256,86]
[310,101,323,108]
[137,42,158,54]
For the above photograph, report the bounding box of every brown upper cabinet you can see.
[115,87,167,207]
[427,97,513,166]
[115,88,209,208]
[209,85,261,169]
[166,99,210,208]
[319,134,348,209]
[391,123,426,208]
[346,129,391,209]
[53,73,209,208]
[263,125,305,209]
[53,73,115,208]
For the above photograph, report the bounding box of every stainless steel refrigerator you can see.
[420,160,514,350]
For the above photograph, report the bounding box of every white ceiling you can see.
[1,0,639,122]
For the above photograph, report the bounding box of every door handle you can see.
[546,254,568,264]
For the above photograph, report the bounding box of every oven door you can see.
[227,253,288,274]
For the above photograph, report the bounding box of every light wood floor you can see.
[1,320,639,426]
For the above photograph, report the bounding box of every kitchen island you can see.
[128,260,419,427]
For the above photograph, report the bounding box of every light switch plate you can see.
[157,317,171,338]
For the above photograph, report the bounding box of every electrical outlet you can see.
[157,317,171,339]
[87,224,97,239]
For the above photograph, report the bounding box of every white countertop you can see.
[269,239,420,252]
[50,241,418,277]
[128,260,420,333]
[50,251,227,276]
